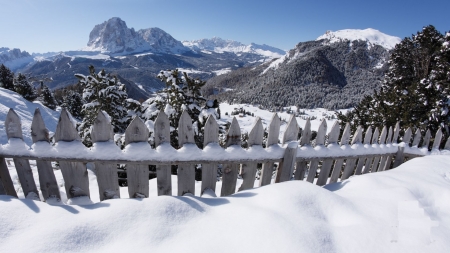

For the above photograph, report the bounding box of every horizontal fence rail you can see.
[0,107,449,203]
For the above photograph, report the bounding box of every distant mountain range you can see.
[205,29,401,109]
[0,18,401,109]
[0,17,285,101]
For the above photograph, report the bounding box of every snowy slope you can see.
[183,37,286,58]
[0,88,60,146]
[317,28,401,50]
[0,155,449,252]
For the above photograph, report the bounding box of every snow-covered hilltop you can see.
[316,28,401,50]
[182,37,285,58]
[84,17,190,55]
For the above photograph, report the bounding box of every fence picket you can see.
[221,117,241,196]
[422,129,431,149]
[239,117,263,191]
[276,115,299,183]
[383,124,399,171]
[378,126,392,172]
[6,109,39,200]
[403,128,412,146]
[177,110,196,196]
[294,118,311,180]
[124,116,149,198]
[445,135,450,150]
[432,128,443,150]
[329,123,351,183]
[260,113,280,186]
[374,126,388,172]
[201,115,219,195]
[355,126,372,175]
[31,108,61,201]
[341,126,363,180]
[91,111,120,201]
[306,119,326,183]
[317,121,340,186]
[56,109,90,199]
[0,158,17,197]
[154,111,172,196]
[412,129,422,147]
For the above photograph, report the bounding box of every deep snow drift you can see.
[0,155,449,252]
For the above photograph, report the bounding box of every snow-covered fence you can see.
[0,107,448,202]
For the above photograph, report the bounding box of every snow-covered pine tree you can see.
[338,25,450,144]
[141,69,219,148]
[14,73,37,101]
[76,65,131,147]
[39,83,58,110]
[62,89,85,120]
[0,64,15,91]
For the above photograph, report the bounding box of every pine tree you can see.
[0,64,14,91]
[76,65,131,147]
[338,25,450,140]
[14,73,37,101]
[62,90,85,120]
[39,83,58,110]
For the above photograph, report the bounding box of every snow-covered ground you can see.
[0,155,449,252]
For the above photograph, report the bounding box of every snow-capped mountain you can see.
[84,17,190,55]
[183,37,285,58]
[316,28,401,50]
[0,47,34,71]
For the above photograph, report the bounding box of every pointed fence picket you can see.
[1,107,449,203]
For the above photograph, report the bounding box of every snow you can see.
[212,67,232,76]
[0,155,449,252]
[317,28,401,50]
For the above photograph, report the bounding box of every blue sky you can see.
[0,0,449,53]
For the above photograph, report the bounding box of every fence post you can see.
[201,115,219,195]
[124,116,150,198]
[55,109,90,199]
[239,117,263,191]
[294,118,311,180]
[341,125,363,180]
[91,111,120,201]
[6,109,40,200]
[276,115,299,183]
[31,108,61,201]
[260,113,280,186]
[316,121,340,186]
[306,119,326,183]
[355,126,372,175]
[392,146,405,168]
[221,117,241,196]
[154,111,172,196]
[177,110,196,196]
[329,123,351,183]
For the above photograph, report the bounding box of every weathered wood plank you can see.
[306,119,326,183]
[201,115,219,195]
[276,115,299,182]
[432,128,443,150]
[125,116,149,198]
[403,128,412,146]
[444,135,450,150]
[91,111,120,201]
[54,108,80,142]
[317,121,340,186]
[411,129,422,147]
[239,117,263,191]
[275,142,298,183]
[422,129,431,149]
[0,157,17,197]
[363,127,379,173]
[341,126,363,180]
[177,110,196,196]
[355,126,372,175]
[154,111,172,196]
[221,117,241,196]
[383,124,400,171]
[294,118,312,180]
[31,108,50,143]
[6,109,39,199]
[329,123,351,183]
[260,113,280,186]
[392,146,405,168]
[375,126,388,172]
[378,126,392,172]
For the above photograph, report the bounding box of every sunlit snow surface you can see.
[0,156,449,252]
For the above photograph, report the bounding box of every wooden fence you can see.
[0,107,448,202]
